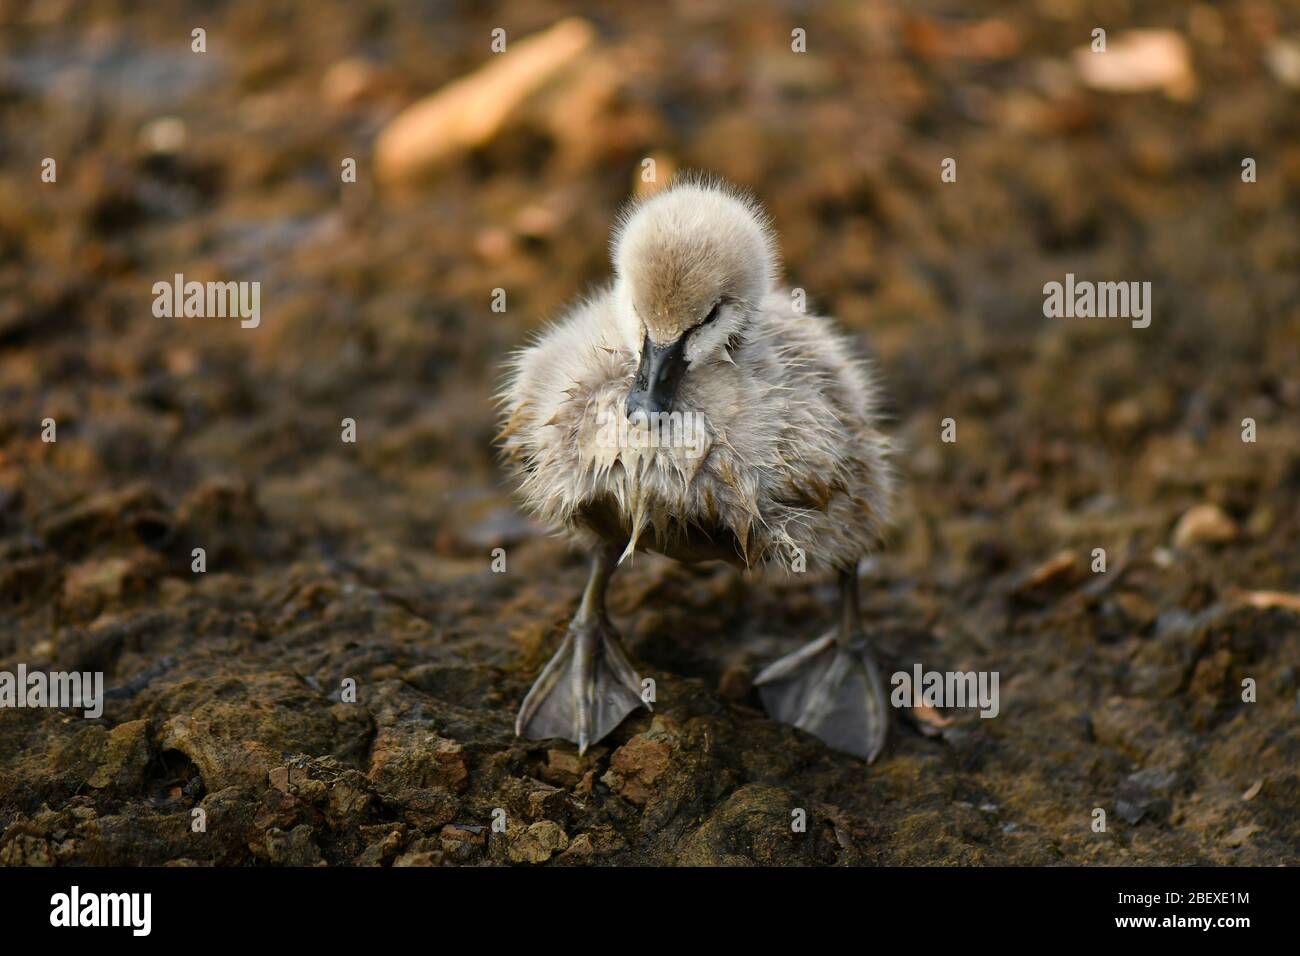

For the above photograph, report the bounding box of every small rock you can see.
[87,720,151,791]
[0,832,54,867]
[1104,398,1145,436]
[439,824,485,863]
[506,820,569,864]
[139,117,186,155]
[1127,624,1201,699]
[1113,591,1158,629]
[1265,39,1300,89]
[393,788,458,831]
[1224,823,1260,848]
[1073,30,1195,99]
[602,722,675,806]
[498,775,568,822]
[551,826,628,862]
[1013,549,1080,599]
[368,729,468,794]
[1172,504,1237,548]
[354,827,406,866]
[393,850,442,867]
[540,748,586,787]
[326,777,375,829]
[322,58,386,107]
[1115,767,1179,824]
[441,823,486,845]
[526,782,565,822]
[61,556,141,619]
[261,825,324,866]
[561,832,596,857]
[718,663,752,703]
[268,766,293,793]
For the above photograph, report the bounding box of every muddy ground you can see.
[1,0,1297,866]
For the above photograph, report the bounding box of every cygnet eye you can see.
[701,301,722,326]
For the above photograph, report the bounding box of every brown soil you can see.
[1,0,1297,865]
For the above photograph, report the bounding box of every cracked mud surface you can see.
[1,0,1298,865]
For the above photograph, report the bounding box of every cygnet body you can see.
[499,175,895,760]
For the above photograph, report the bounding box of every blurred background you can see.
[0,0,1297,866]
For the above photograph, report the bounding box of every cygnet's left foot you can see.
[515,545,649,754]
[754,566,889,762]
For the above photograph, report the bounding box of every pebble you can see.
[1073,30,1195,99]
[506,820,569,864]
[1172,504,1238,548]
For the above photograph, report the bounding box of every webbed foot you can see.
[754,630,889,761]
[515,618,648,754]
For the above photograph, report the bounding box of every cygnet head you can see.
[610,177,778,420]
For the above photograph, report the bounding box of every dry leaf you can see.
[1074,30,1196,99]
[1232,589,1300,613]
[375,18,596,182]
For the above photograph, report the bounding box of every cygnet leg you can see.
[753,565,889,762]
[515,543,649,754]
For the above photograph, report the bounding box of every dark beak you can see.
[626,333,687,420]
